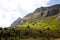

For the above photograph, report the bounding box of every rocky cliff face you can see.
[11,17,26,26]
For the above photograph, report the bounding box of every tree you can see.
[4,28,8,30]
[0,27,3,30]
[47,27,50,31]
[27,25,30,28]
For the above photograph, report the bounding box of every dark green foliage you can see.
[47,27,49,30]
[39,30,43,35]
[0,26,59,40]
[0,27,3,30]
[4,28,8,30]
[27,25,30,28]
[41,12,44,17]
[24,31,29,36]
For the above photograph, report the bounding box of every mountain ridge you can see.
[11,4,60,26]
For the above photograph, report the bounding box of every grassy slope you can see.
[19,13,60,30]
[0,15,60,40]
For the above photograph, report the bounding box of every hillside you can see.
[5,4,60,40]
[11,4,60,26]
[11,17,26,26]
[24,4,60,22]
[19,4,60,32]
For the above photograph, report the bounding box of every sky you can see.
[0,0,60,27]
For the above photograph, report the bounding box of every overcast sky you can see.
[0,0,60,27]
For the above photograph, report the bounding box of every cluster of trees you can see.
[0,26,60,40]
[0,20,60,40]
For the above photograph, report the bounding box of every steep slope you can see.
[8,4,60,40]
[11,4,60,26]
[24,4,60,22]
[11,17,26,26]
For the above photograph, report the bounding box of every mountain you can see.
[11,17,26,26]
[11,4,60,26]
[24,4,60,22]
[3,4,60,40]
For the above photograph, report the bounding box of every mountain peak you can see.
[11,17,26,26]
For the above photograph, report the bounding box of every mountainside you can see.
[0,4,60,40]
[11,17,26,26]
[11,4,60,26]
[24,4,60,22]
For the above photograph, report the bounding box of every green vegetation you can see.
[0,20,60,40]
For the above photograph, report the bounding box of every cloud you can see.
[16,0,50,13]
[0,8,22,27]
[0,0,22,27]
[0,0,50,27]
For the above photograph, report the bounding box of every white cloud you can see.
[0,0,50,27]
[0,9,22,27]
[15,0,50,13]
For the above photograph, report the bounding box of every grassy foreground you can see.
[0,20,60,40]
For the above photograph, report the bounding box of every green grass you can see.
[19,19,60,31]
[0,20,60,40]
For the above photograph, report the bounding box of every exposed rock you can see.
[11,17,26,26]
[55,16,60,20]
[24,4,60,21]
[11,4,60,26]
